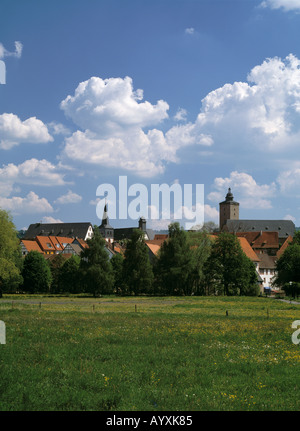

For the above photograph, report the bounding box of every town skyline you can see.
[1,0,300,231]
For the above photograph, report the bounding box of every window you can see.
[46,243,52,248]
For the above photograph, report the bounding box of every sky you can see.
[1,0,300,231]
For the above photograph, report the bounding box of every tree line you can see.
[1,206,299,298]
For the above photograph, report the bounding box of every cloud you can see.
[60,76,169,134]
[0,41,23,59]
[207,171,276,209]
[54,190,82,204]
[185,27,195,35]
[60,76,212,177]
[47,121,71,136]
[0,191,53,215]
[260,0,300,11]
[174,108,187,122]
[41,216,63,223]
[0,113,53,149]
[178,54,300,156]
[0,158,67,197]
[283,214,296,222]
[277,168,300,196]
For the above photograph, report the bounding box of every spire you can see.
[102,197,109,226]
[225,188,234,202]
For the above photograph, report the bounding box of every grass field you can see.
[0,294,300,411]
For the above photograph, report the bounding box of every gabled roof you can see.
[237,237,260,262]
[225,220,295,238]
[236,231,279,249]
[277,235,293,259]
[72,238,88,249]
[21,240,43,253]
[24,222,93,240]
[145,243,161,256]
[258,253,277,269]
[36,236,56,252]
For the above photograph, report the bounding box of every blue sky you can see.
[1,0,300,230]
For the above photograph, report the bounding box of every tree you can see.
[292,231,300,246]
[80,226,114,296]
[154,222,194,295]
[22,251,52,293]
[273,244,300,293]
[187,231,213,295]
[204,233,258,296]
[0,208,23,296]
[58,255,81,293]
[49,253,67,293]
[122,229,154,295]
[111,253,124,294]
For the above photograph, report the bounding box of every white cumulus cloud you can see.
[207,171,276,210]
[260,0,300,11]
[54,190,82,204]
[0,158,67,197]
[0,191,53,215]
[0,113,53,149]
[60,76,212,177]
[180,54,300,155]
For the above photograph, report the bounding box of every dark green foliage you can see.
[122,229,154,295]
[204,233,258,296]
[49,253,67,293]
[0,208,23,295]
[273,244,300,293]
[58,255,81,293]
[154,223,194,295]
[80,227,114,296]
[187,231,213,295]
[111,253,124,294]
[22,251,52,293]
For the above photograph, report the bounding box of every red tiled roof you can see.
[277,235,293,258]
[238,237,260,262]
[21,240,43,253]
[236,231,279,249]
[36,236,56,251]
[145,243,161,255]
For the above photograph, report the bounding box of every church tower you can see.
[219,188,239,231]
[99,200,114,243]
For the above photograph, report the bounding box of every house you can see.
[112,217,155,242]
[72,238,89,250]
[236,231,279,256]
[20,240,43,256]
[257,253,277,290]
[35,236,74,255]
[24,222,94,241]
[61,243,83,256]
[219,189,295,240]
[276,235,293,259]
[145,242,161,263]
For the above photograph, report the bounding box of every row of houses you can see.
[20,189,296,294]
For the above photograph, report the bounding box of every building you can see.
[24,222,94,241]
[20,240,43,256]
[98,201,114,244]
[219,188,239,231]
[219,189,295,240]
[110,217,155,242]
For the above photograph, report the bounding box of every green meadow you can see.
[0,295,299,411]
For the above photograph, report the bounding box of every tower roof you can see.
[219,188,239,205]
